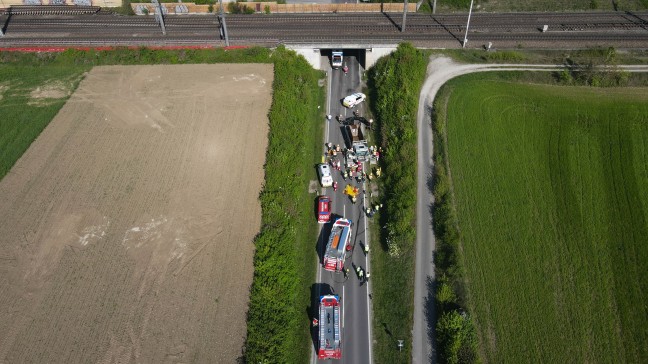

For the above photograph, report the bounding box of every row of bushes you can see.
[431,83,479,363]
[368,43,427,363]
[557,47,630,87]
[243,47,325,362]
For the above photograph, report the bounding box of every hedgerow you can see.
[244,47,324,362]
[368,42,427,363]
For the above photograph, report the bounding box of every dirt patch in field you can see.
[0,64,273,363]
[0,83,9,101]
[28,82,72,106]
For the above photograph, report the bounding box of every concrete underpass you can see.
[287,45,397,70]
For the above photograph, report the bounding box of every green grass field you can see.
[441,74,648,362]
[0,65,89,180]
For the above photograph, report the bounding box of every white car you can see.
[342,93,366,108]
[317,163,333,187]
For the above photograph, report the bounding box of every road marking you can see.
[342,285,345,328]
[362,166,373,364]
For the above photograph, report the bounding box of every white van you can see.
[317,164,333,187]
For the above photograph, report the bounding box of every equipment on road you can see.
[324,218,352,272]
[343,184,359,203]
[318,295,342,359]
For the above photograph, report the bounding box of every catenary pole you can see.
[462,0,474,48]
[219,0,230,46]
[401,0,408,32]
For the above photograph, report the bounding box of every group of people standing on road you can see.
[326,109,375,286]
[345,243,371,285]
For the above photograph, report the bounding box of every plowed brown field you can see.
[0,64,273,363]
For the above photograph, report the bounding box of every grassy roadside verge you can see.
[431,82,479,364]
[367,43,427,363]
[0,46,325,363]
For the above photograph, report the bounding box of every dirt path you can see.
[412,57,648,364]
[0,64,273,363]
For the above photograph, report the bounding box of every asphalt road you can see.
[312,52,373,364]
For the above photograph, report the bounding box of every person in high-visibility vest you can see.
[366,272,370,281]
[364,243,369,255]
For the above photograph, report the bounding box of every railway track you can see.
[1,9,647,48]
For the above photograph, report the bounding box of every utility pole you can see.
[401,0,408,32]
[432,0,437,14]
[152,0,166,35]
[462,0,473,48]
[218,0,230,46]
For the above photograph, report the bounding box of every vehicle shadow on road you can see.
[316,217,336,264]
[307,283,336,353]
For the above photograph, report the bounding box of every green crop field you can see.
[441,74,648,362]
[0,65,89,180]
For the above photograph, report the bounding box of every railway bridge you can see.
[287,44,397,69]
